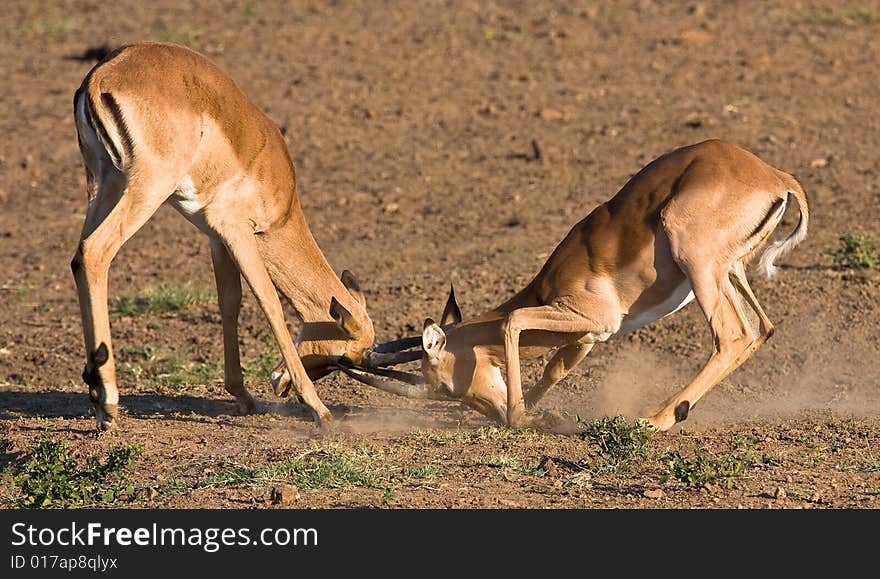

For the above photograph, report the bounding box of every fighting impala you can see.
[346,139,809,431]
[72,42,376,430]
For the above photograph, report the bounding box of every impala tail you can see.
[756,184,809,279]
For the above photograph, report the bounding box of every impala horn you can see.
[335,363,453,401]
[364,283,463,368]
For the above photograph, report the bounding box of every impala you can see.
[72,42,376,431]
[342,139,809,431]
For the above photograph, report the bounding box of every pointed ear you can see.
[439,283,462,327]
[340,270,366,309]
[330,297,360,339]
[422,317,446,360]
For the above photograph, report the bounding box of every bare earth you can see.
[1,0,878,509]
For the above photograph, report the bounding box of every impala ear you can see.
[439,283,462,327]
[422,318,446,361]
[340,270,366,308]
[330,297,360,339]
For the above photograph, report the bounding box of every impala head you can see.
[420,313,508,424]
[270,270,376,392]
[343,285,509,423]
[419,317,456,395]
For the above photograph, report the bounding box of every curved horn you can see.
[336,365,454,401]
[372,335,423,353]
[362,348,423,369]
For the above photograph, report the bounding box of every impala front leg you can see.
[221,229,333,428]
[502,316,527,427]
[502,302,611,428]
[525,342,593,408]
[210,239,256,414]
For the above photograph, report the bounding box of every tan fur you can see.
[71,42,375,430]
[415,140,809,430]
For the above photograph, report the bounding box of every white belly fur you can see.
[614,282,695,337]
[169,175,212,233]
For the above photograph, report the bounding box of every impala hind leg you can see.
[524,342,593,409]
[503,302,614,428]
[210,239,256,414]
[219,230,332,427]
[72,174,174,430]
[729,260,775,345]
[644,266,758,431]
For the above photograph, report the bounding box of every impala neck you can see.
[256,210,365,325]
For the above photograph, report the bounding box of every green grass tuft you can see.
[831,232,880,269]
[660,436,762,489]
[578,416,652,474]
[474,454,545,476]
[4,436,142,508]
[196,449,379,491]
[111,284,213,318]
[117,345,222,391]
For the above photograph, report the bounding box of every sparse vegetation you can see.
[806,9,880,27]
[4,436,142,508]
[401,465,441,479]
[474,454,545,476]
[20,18,79,33]
[115,342,282,391]
[111,284,213,318]
[578,416,652,474]
[243,346,282,384]
[193,448,379,491]
[831,232,880,269]
[404,426,527,447]
[0,283,34,301]
[660,436,762,489]
[117,345,222,391]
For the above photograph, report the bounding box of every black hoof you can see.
[674,400,690,423]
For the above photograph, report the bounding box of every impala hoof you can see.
[96,404,119,432]
[315,412,335,433]
[270,368,290,397]
[236,396,258,415]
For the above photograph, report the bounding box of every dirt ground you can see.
[1,0,879,509]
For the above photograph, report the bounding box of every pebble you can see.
[270,484,300,506]
[539,108,563,121]
[643,489,665,499]
[679,28,714,46]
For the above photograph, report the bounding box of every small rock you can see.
[643,489,665,499]
[689,4,706,17]
[539,108,563,121]
[679,28,714,46]
[810,157,829,168]
[774,486,787,500]
[383,202,400,214]
[811,492,822,503]
[270,484,300,506]
[685,112,703,128]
